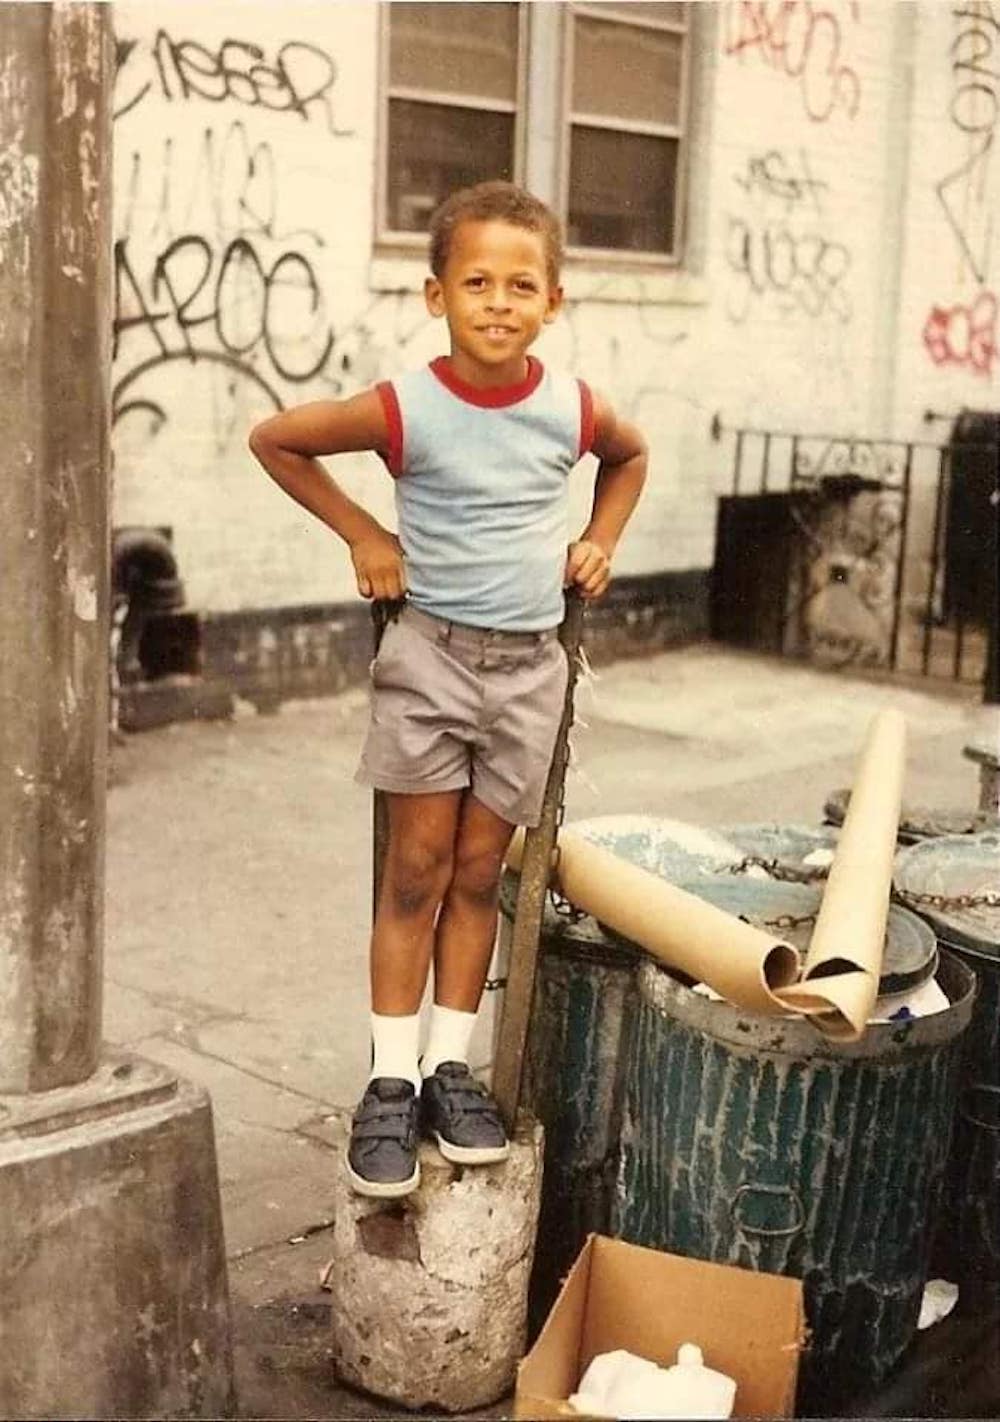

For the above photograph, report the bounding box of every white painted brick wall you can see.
[112,1,997,616]
[896,2,1000,426]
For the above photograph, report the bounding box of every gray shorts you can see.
[355,603,569,826]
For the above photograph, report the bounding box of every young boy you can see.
[249,181,647,1198]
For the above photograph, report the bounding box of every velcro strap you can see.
[442,1089,494,1117]
[351,1116,412,1142]
[356,1097,412,1122]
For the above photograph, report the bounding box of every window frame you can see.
[375,1,530,257]
[559,1,692,267]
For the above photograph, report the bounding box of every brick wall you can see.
[111,3,997,654]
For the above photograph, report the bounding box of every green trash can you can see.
[894,830,1000,1300]
[612,937,975,1410]
[496,816,740,1330]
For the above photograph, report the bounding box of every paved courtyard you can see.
[104,642,991,1417]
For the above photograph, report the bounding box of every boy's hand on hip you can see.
[565,539,611,600]
[351,530,407,600]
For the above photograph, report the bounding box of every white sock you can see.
[369,1011,422,1092]
[422,1004,477,1078]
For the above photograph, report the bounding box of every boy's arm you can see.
[248,392,405,600]
[566,391,648,600]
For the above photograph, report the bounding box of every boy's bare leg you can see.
[432,791,516,1011]
[371,790,463,1014]
[348,790,463,1198]
[419,791,514,1164]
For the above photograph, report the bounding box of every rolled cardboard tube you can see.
[506,828,802,1015]
[775,707,906,1040]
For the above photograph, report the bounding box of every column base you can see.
[0,1051,235,1419]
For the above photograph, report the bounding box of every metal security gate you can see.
[709,412,998,694]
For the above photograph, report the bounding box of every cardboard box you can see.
[515,1235,805,1419]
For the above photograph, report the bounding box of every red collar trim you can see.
[429,355,544,408]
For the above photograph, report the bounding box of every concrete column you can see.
[0,11,235,1414]
[0,2,110,1092]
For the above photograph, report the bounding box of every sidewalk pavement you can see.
[104,643,990,1419]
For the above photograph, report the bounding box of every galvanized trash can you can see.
[610,873,975,1409]
[496,816,741,1330]
[894,831,1000,1300]
[824,788,998,842]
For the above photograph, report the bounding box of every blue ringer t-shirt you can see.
[376,357,594,632]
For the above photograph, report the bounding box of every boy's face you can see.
[424,219,563,382]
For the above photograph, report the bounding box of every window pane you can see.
[390,3,519,103]
[387,100,515,232]
[568,126,678,253]
[580,3,686,23]
[573,15,683,125]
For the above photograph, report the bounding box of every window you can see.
[379,2,693,266]
[565,3,688,257]
[380,3,525,235]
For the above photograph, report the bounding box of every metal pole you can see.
[493,594,586,1132]
[983,436,999,704]
[922,446,948,677]
[887,445,913,673]
[370,601,393,921]
[0,1,110,1092]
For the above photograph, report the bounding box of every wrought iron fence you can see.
[709,411,998,695]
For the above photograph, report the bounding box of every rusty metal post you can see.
[493,594,586,1130]
[370,601,394,919]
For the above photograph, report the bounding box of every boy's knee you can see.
[387,838,454,916]
[450,844,504,908]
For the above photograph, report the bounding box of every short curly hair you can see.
[429,181,564,286]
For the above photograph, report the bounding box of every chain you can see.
[730,856,999,915]
[726,854,830,884]
[894,888,1000,912]
[740,911,817,932]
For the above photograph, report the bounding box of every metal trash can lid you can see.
[669,876,937,995]
[893,831,1000,958]
[824,789,999,842]
[716,822,839,881]
[567,814,743,876]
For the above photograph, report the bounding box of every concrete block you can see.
[0,1053,235,1419]
[327,1111,543,1413]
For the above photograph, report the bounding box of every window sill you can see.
[369,253,708,306]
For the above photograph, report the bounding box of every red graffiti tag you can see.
[923,290,998,378]
[722,1,862,123]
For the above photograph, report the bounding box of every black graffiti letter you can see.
[215,238,268,356]
[263,251,334,381]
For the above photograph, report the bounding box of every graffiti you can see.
[738,224,852,321]
[114,30,352,135]
[922,289,998,377]
[924,8,1000,376]
[119,121,326,252]
[934,4,999,287]
[721,1,862,123]
[112,234,334,428]
[732,148,828,211]
[725,148,852,322]
[725,217,852,320]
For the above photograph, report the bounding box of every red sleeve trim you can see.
[577,379,595,459]
[375,381,403,476]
